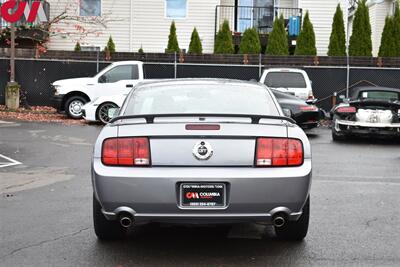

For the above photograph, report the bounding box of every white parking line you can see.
[0,154,22,168]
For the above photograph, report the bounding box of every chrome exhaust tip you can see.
[119,216,133,228]
[273,216,286,228]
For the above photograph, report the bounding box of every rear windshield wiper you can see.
[109,113,296,124]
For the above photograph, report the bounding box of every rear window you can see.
[264,72,307,88]
[124,84,279,116]
[360,91,399,101]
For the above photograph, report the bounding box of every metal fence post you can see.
[174,52,177,79]
[259,54,262,78]
[96,50,100,73]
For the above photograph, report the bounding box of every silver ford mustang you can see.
[92,79,312,241]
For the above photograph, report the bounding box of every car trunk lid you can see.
[117,117,288,166]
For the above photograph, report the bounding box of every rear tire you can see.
[93,195,127,241]
[331,116,346,141]
[65,96,88,119]
[275,197,309,241]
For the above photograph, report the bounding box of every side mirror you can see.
[108,107,120,120]
[282,108,292,118]
[98,75,107,83]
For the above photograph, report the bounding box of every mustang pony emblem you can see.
[192,141,214,160]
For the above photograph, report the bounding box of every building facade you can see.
[45,0,394,56]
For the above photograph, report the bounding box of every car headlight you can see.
[53,85,61,95]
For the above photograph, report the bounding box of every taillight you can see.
[102,137,150,166]
[336,106,356,113]
[300,105,318,111]
[256,138,303,167]
[307,90,314,100]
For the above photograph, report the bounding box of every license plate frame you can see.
[179,183,227,209]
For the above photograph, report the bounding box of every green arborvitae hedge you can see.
[74,42,81,52]
[166,21,180,53]
[214,20,234,54]
[106,36,116,53]
[379,16,396,57]
[239,27,261,54]
[295,11,317,56]
[265,15,288,55]
[349,0,372,56]
[188,27,203,54]
[328,4,346,56]
[393,2,400,56]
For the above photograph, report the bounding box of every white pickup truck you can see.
[51,61,146,119]
[259,68,314,100]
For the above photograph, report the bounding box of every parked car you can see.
[51,61,146,119]
[259,68,314,100]
[82,94,127,124]
[331,86,400,141]
[92,79,312,241]
[272,89,321,130]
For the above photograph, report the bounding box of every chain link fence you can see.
[1,55,400,111]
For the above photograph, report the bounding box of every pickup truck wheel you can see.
[65,96,87,119]
[275,197,309,241]
[97,102,118,124]
[93,195,127,241]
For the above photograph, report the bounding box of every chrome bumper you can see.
[337,120,400,128]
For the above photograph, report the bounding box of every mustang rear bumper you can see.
[92,159,312,225]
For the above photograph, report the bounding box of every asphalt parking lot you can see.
[0,120,399,266]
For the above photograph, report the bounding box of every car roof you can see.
[350,86,400,98]
[111,61,144,66]
[134,78,268,89]
[264,68,306,73]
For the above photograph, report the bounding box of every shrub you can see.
[349,0,372,56]
[74,42,81,52]
[379,16,396,57]
[214,20,234,54]
[138,45,144,53]
[328,4,346,56]
[265,15,289,55]
[295,11,317,56]
[393,2,400,56]
[166,21,180,53]
[239,28,261,54]
[188,27,203,54]
[106,36,116,53]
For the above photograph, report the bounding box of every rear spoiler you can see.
[109,113,296,124]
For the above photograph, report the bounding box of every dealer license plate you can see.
[180,183,226,208]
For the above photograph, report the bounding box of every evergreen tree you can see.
[106,36,116,53]
[138,45,144,53]
[349,0,372,56]
[74,42,81,52]
[379,16,396,57]
[239,27,261,54]
[295,11,317,56]
[393,2,400,56]
[166,21,180,53]
[188,27,203,54]
[265,15,289,55]
[214,20,234,54]
[328,4,346,56]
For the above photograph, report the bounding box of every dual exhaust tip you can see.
[272,214,286,228]
[118,212,286,228]
[119,214,134,228]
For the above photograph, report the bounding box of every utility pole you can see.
[10,22,16,82]
[5,1,20,110]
